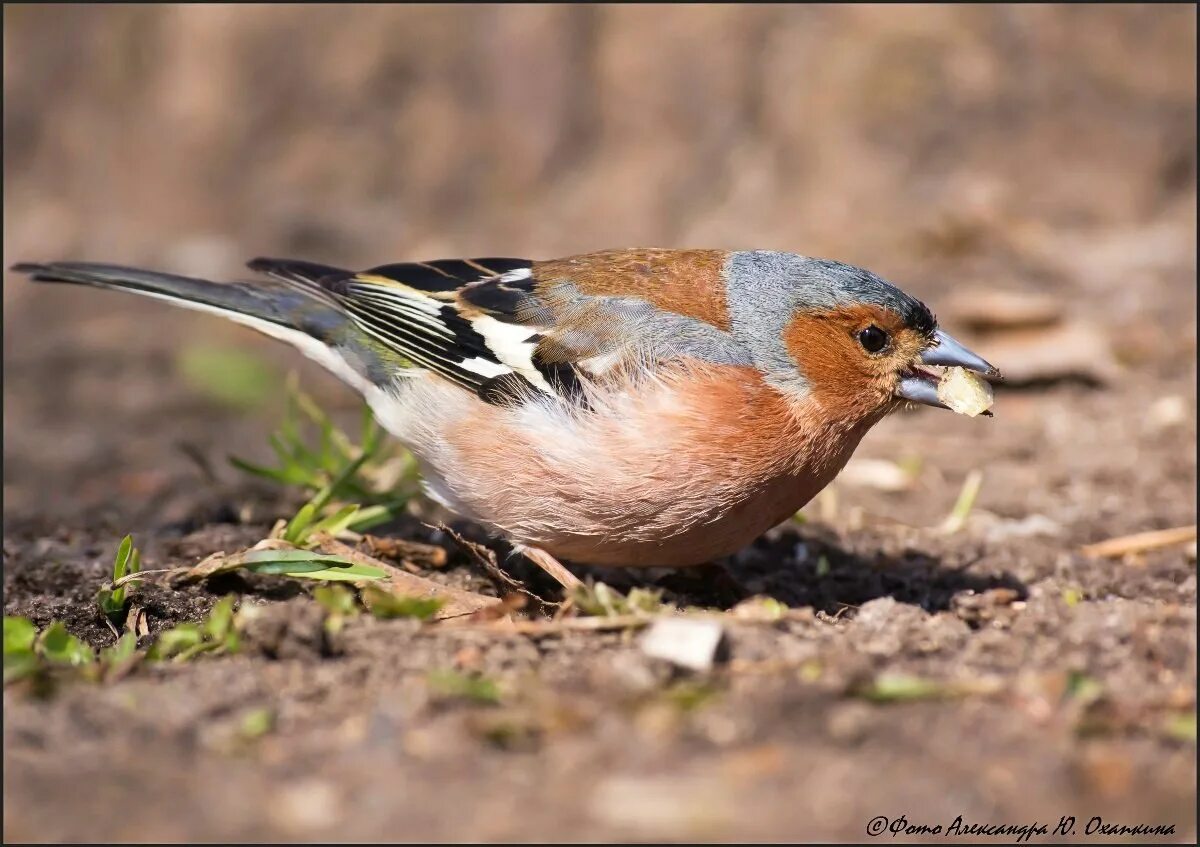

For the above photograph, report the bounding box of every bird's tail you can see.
[11,260,376,393]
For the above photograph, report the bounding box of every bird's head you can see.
[726,251,999,423]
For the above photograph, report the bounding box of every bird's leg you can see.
[513,544,583,591]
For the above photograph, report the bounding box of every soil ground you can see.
[3,5,1196,842]
[4,265,1196,841]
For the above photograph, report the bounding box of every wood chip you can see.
[1081,526,1197,559]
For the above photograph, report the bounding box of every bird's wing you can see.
[248,251,750,405]
[248,256,545,401]
[510,249,751,379]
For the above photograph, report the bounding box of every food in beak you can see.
[936,366,995,417]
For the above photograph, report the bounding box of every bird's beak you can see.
[896,329,1001,411]
[919,329,1001,377]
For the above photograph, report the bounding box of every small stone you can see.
[1147,395,1188,431]
[640,617,726,672]
[269,779,341,833]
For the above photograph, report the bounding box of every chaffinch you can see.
[13,249,998,588]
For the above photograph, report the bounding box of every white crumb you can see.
[937,366,994,417]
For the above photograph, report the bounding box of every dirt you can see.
[4,347,1196,844]
[3,4,1196,843]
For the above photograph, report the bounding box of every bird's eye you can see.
[857,325,889,353]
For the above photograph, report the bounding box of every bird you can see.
[12,249,998,588]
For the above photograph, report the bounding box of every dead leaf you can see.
[363,535,448,568]
[174,538,325,584]
[173,552,230,583]
[123,603,150,639]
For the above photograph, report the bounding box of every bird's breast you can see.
[375,363,872,568]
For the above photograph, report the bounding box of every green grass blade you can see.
[228,455,310,487]
[856,673,948,702]
[97,588,121,616]
[268,432,304,469]
[149,624,204,661]
[363,586,444,620]
[346,502,405,533]
[234,549,381,581]
[361,406,381,456]
[4,617,36,654]
[427,669,501,704]
[284,502,318,544]
[292,385,357,462]
[203,596,237,641]
[313,452,373,512]
[309,503,362,538]
[99,633,138,666]
[112,535,133,581]
[294,564,387,582]
[239,549,357,565]
[38,622,94,666]
[245,560,343,575]
[4,650,40,684]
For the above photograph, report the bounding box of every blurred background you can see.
[4,3,1195,520]
[6,5,1195,257]
[4,6,1197,842]
[3,3,1196,517]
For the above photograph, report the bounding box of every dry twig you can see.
[1081,525,1197,559]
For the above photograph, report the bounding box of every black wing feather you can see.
[247,257,557,404]
[364,258,530,293]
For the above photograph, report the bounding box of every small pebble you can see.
[640,618,725,672]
